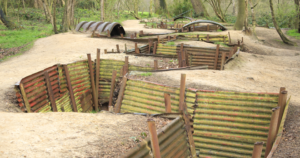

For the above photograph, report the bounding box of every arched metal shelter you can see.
[183,20,228,31]
[75,21,126,36]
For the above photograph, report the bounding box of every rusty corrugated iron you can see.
[121,79,181,114]
[75,21,126,36]
[122,116,193,158]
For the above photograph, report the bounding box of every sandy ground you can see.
[0,111,169,158]
[0,20,300,157]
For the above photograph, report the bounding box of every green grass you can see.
[140,72,153,77]
[287,29,300,39]
[166,41,175,46]
[215,42,229,47]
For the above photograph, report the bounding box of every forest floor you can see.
[0,20,299,157]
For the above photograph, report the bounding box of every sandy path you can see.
[0,20,300,157]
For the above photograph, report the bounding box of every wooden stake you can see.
[147,119,161,158]
[116,44,120,53]
[107,30,110,37]
[124,56,129,75]
[277,88,287,132]
[220,52,226,70]
[154,60,158,70]
[44,71,57,112]
[63,65,77,112]
[87,54,98,112]
[214,44,220,70]
[265,107,280,158]
[125,44,127,53]
[183,111,197,158]
[148,39,153,54]
[19,83,32,113]
[114,77,127,113]
[181,49,186,67]
[96,49,100,107]
[228,32,232,44]
[153,42,157,54]
[157,36,160,43]
[206,34,209,42]
[104,49,107,54]
[252,142,264,158]
[135,43,140,54]
[108,70,117,107]
[121,33,123,38]
[179,74,186,112]
[164,93,171,113]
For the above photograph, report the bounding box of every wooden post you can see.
[19,83,32,113]
[87,54,98,112]
[181,49,186,67]
[164,93,171,113]
[228,32,232,44]
[167,36,170,41]
[63,65,78,112]
[223,36,226,43]
[153,42,157,54]
[265,107,280,158]
[242,37,244,43]
[173,35,176,40]
[148,39,153,54]
[157,36,160,43]
[214,44,220,70]
[135,43,140,54]
[238,40,241,46]
[44,71,57,112]
[179,74,186,112]
[104,49,107,54]
[181,27,184,32]
[185,50,189,66]
[125,44,127,53]
[134,32,137,38]
[121,33,123,38]
[154,60,158,70]
[252,142,264,158]
[207,24,209,31]
[114,77,127,113]
[112,49,114,53]
[206,34,209,42]
[147,119,161,158]
[175,29,178,33]
[183,111,197,158]
[277,88,288,132]
[96,49,100,104]
[220,52,226,70]
[116,44,120,53]
[108,70,117,108]
[124,56,129,75]
[178,51,182,68]
[130,34,134,39]
[197,34,199,41]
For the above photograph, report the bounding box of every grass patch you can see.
[166,41,175,46]
[287,29,300,39]
[215,42,229,47]
[139,72,152,77]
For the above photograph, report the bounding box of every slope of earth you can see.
[0,112,169,157]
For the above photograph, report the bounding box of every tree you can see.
[0,6,18,29]
[295,0,300,33]
[244,0,251,34]
[61,0,76,32]
[269,0,297,45]
[1,0,7,15]
[234,0,246,30]
[40,0,53,24]
[249,0,259,39]
[232,0,236,15]
[53,0,58,34]
[207,0,226,22]
[149,0,153,16]
[190,0,209,17]
[101,0,104,21]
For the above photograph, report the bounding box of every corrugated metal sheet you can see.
[56,91,73,112]
[122,116,192,158]
[192,90,279,158]
[121,79,180,114]
[67,60,93,112]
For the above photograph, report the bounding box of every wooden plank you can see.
[135,43,140,54]
[183,110,197,158]
[63,65,78,112]
[87,54,98,111]
[114,77,127,113]
[265,107,280,157]
[154,60,158,70]
[214,44,220,70]
[153,42,157,54]
[277,88,287,132]
[116,44,120,53]
[164,93,171,113]
[44,71,57,112]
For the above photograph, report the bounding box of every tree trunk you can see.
[101,0,104,21]
[0,6,18,29]
[208,0,226,22]
[2,0,8,15]
[249,0,259,39]
[244,0,251,34]
[234,0,246,30]
[232,0,236,15]
[22,0,26,10]
[34,0,39,8]
[61,0,65,6]
[149,0,153,16]
[61,0,69,32]
[53,0,58,34]
[269,0,297,45]
[190,0,210,17]
[154,0,160,14]
[160,0,168,13]
[295,0,300,33]
[134,0,139,18]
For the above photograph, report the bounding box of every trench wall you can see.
[122,116,193,158]
[118,78,289,158]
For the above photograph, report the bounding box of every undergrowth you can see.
[286,29,300,39]
[139,72,152,77]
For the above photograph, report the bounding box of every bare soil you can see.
[0,111,170,158]
[0,20,299,157]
